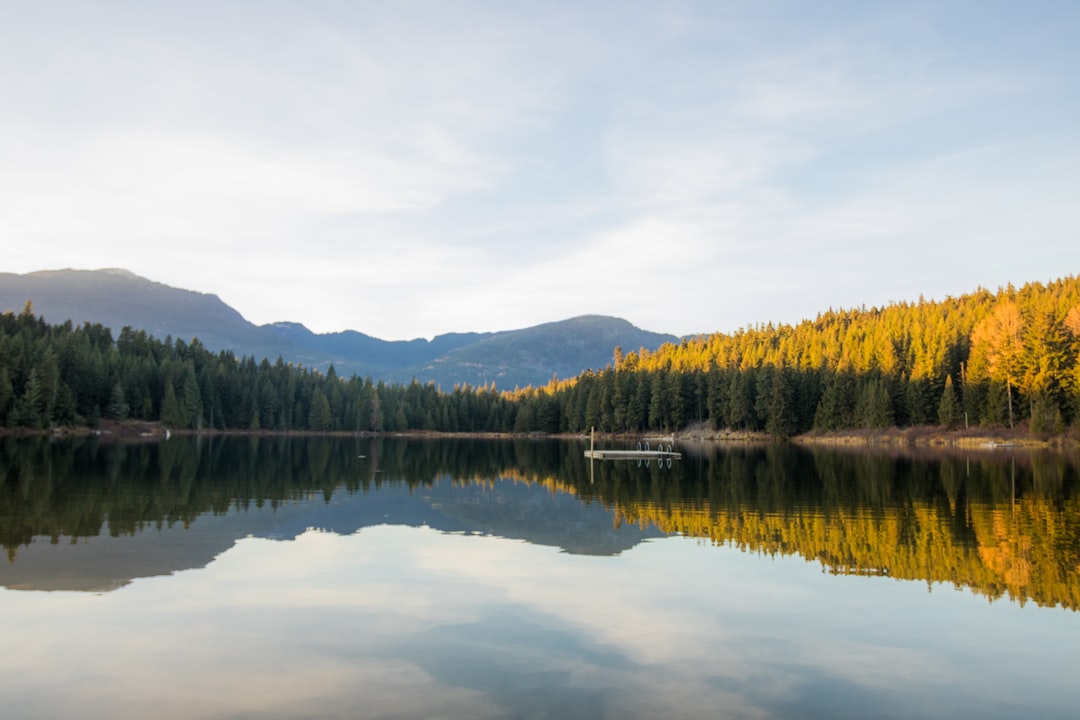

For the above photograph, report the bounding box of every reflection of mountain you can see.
[417,478,664,556]
[265,476,662,555]
[6,510,285,593]
[1,436,1078,608]
[1,473,662,593]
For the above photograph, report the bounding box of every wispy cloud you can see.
[1,1,1076,338]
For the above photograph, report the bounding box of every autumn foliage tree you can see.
[969,300,1024,427]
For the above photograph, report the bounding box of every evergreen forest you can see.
[2,275,1080,437]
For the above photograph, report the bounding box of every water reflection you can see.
[1,436,1079,610]
[1,437,1079,719]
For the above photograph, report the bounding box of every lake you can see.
[1,435,1078,719]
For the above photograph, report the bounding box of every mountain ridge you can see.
[0,268,677,389]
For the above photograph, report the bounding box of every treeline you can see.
[0,302,516,433]
[2,275,1080,436]
[518,275,1080,436]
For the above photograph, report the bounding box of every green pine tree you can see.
[160,382,183,427]
[308,390,333,431]
[937,375,961,429]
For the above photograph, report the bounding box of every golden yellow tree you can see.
[970,300,1024,427]
[1064,305,1080,412]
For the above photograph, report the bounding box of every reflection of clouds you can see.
[0,526,1077,719]
[414,534,773,668]
[1,531,505,719]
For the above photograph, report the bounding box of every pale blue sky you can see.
[2,1,1077,339]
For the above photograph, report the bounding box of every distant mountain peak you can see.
[265,321,311,332]
[99,268,141,278]
[29,267,141,279]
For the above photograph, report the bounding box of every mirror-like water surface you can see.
[1,436,1078,719]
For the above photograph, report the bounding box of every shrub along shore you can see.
[5,418,1077,456]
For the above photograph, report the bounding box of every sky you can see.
[1,1,1078,341]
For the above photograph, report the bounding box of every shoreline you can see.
[789,426,1078,451]
[3,419,1078,453]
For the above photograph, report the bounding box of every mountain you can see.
[403,315,675,389]
[0,269,285,359]
[0,269,677,389]
[261,321,489,377]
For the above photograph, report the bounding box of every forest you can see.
[1,275,1079,437]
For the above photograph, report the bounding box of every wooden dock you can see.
[584,448,682,460]
[584,428,681,461]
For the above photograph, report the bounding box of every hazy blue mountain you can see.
[398,315,676,390]
[261,321,489,374]
[0,269,677,389]
[0,268,286,359]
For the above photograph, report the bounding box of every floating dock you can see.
[584,448,682,460]
[583,429,681,461]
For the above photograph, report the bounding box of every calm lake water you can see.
[1,436,1078,719]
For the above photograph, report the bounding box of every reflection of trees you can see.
[572,446,1080,610]
[0,436,577,555]
[1,437,1078,610]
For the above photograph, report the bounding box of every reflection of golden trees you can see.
[967,498,1080,610]
[572,445,1080,610]
[976,511,1031,591]
[504,453,1080,610]
[599,492,1080,611]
